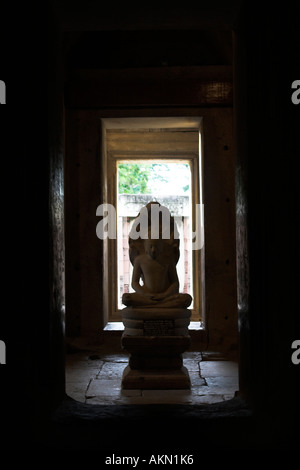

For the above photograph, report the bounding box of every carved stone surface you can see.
[143,319,175,336]
[122,307,191,336]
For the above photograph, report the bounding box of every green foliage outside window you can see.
[118,162,190,194]
[118,163,152,194]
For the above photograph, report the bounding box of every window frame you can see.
[101,117,204,327]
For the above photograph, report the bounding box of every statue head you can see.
[128,201,180,267]
[144,238,163,260]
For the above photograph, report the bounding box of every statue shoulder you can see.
[133,253,145,266]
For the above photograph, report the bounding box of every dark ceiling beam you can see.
[65,78,233,108]
[50,1,242,31]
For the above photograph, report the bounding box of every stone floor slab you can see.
[65,348,239,405]
[200,360,238,377]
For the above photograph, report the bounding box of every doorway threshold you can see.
[104,321,203,331]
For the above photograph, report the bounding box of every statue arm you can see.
[164,262,179,296]
[152,262,179,300]
[131,259,151,295]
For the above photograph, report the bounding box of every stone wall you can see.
[65,107,237,355]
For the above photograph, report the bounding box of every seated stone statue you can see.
[122,201,192,309]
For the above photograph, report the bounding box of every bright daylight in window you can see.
[117,161,193,310]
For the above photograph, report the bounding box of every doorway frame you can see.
[101,117,205,327]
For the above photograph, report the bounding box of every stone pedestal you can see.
[121,307,191,389]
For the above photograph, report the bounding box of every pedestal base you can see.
[122,307,191,336]
[122,365,191,390]
[121,334,191,390]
